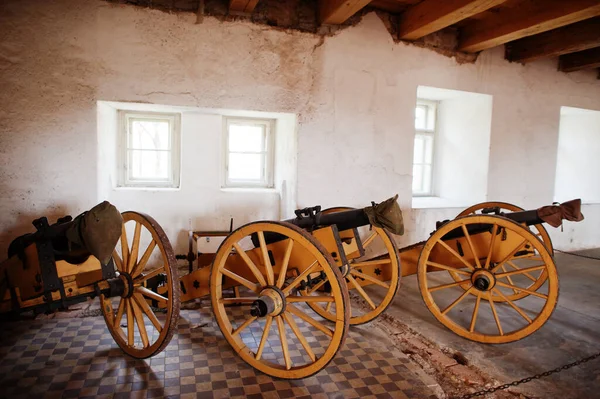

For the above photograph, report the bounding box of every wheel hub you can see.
[471,269,495,292]
[118,272,135,298]
[250,286,285,317]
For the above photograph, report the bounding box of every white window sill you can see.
[221,187,278,193]
[412,196,471,209]
[114,186,181,192]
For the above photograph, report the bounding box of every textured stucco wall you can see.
[1,0,599,256]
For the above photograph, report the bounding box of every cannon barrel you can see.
[441,199,583,240]
[284,208,371,231]
[256,195,403,246]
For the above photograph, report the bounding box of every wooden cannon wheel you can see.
[454,201,553,302]
[210,221,349,379]
[417,215,558,344]
[302,207,401,325]
[458,201,554,253]
[100,212,180,359]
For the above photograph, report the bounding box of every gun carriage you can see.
[0,196,583,380]
[0,202,181,359]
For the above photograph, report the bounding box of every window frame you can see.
[117,110,182,189]
[222,117,275,189]
[412,99,438,197]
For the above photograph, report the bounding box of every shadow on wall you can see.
[0,205,72,259]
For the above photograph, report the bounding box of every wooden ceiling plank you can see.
[459,0,600,53]
[559,47,600,72]
[320,0,373,25]
[399,0,507,40]
[229,0,259,13]
[506,17,600,62]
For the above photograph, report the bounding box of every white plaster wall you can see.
[555,107,600,204]
[96,101,296,253]
[435,95,492,205]
[1,0,599,256]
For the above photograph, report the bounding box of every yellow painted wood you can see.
[310,207,401,325]
[100,211,179,359]
[456,201,552,301]
[209,221,349,379]
[417,214,559,344]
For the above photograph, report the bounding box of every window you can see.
[412,100,437,196]
[223,117,274,188]
[118,111,181,188]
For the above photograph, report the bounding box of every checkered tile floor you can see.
[0,307,436,399]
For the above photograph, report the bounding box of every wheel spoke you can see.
[232,316,257,336]
[469,292,482,332]
[131,240,157,278]
[100,296,113,324]
[347,274,376,310]
[276,240,294,289]
[128,222,142,273]
[495,265,546,279]
[361,232,377,249]
[287,296,334,303]
[130,296,149,348]
[257,232,275,286]
[351,258,392,269]
[126,299,134,346]
[287,304,333,337]
[325,301,333,313]
[134,266,165,283]
[133,293,162,332]
[221,268,260,293]
[495,281,548,299]
[282,311,316,362]
[461,224,481,269]
[500,264,518,294]
[429,279,471,293]
[114,298,125,326]
[492,288,532,324]
[350,269,389,289]
[121,224,129,271]
[487,293,504,336]
[233,243,267,287]
[438,240,475,271]
[276,316,292,370]
[112,250,124,273]
[282,261,318,296]
[441,287,474,315]
[307,279,327,294]
[135,286,168,305]
[426,261,471,276]
[484,224,498,269]
[507,261,537,282]
[255,316,273,360]
[490,239,527,273]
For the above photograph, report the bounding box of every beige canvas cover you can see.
[66,201,123,265]
[363,194,405,235]
[537,198,584,228]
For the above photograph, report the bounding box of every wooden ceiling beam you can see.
[319,0,372,25]
[459,0,600,53]
[229,0,260,14]
[559,47,600,72]
[398,0,506,40]
[506,17,600,63]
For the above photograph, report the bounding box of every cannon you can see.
[180,197,583,378]
[0,196,584,380]
[0,202,181,359]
